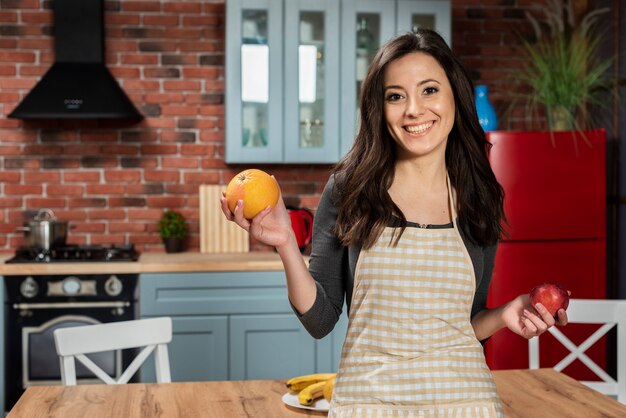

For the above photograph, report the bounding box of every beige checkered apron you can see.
[329,178,503,418]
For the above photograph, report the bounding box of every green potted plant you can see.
[512,1,612,132]
[158,210,189,253]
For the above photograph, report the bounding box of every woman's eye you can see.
[424,86,438,95]
[385,93,402,101]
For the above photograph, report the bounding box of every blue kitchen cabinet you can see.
[225,0,341,163]
[229,314,316,380]
[226,0,450,164]
[140,316,228,382]
[139,271,348,382]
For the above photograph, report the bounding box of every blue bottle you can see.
[474,85,498,132]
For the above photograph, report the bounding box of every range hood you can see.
[9,0,142,120]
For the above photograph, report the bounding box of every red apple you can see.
[529,283,570,317]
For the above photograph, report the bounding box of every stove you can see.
[3,243,141,411]
[5,244,140,263]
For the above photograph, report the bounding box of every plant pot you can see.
[163,237,185,253]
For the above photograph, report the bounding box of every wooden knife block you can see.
[199,185,249,253]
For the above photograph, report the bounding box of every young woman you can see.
[222,29,568,417]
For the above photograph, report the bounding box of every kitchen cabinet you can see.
[340,0,451,156]
[139,271,348,382]
[225,0,450,163]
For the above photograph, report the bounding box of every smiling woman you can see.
[220,28,571,418]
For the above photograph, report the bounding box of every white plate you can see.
[282,392,330,412]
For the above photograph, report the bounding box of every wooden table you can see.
[7,369,626,417]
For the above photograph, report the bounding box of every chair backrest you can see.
[54,316,172,386]
[528,299,626,403]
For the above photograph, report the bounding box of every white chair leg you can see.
[155,344,171,383]
[60,356,77,386]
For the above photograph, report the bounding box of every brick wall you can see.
[0,0,572,253]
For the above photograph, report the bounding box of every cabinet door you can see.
[230,314,316,380]
[140,316,228,382]
[284,0,340,163]
[226,0,284,163]
[397,0,451,46]
[340,0,396,157]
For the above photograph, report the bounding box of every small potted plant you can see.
[158,210,189,253]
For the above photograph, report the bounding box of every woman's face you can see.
[383,51,455,160]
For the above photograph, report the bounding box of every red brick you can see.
[107,14,141,25]
[143,170,179,182]
[128,209,164,220]
[143,14,179,26]
[161,105,197,116]
[47,185,84,196]
[25,198,66,208]
[86,184,126,195]
[0,51,36,63]
[104,170,141,182]
[24,172,61,183]
[109,222,147,233]
[164,184,198,194]
[63,171,101,182]
[0,65,17,76]
[146,196,187,208]
[5,184,41,195]
[161,157,198,169]
[72,222,106,233]
[101,144,139,155]
[123,80,160,92]
[0,145,21,155]
[163,2,202,13]
[180,144,213,156]
[145,93,184,104]
[140,144,177,155]
[183,15,222,27]
[182,67,220,79]
[53,210,87,221]
[163,80,201,91]
[68,198,108,208]
[89,210,126,220]
[121,54,159,65]
[0,197,22,208]
[183,171,220,184]
[123,1,162,12]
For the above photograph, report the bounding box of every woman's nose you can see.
[405,96,425,117]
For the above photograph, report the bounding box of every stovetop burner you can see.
[5,244,140,263]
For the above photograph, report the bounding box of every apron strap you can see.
[446,173,459,229]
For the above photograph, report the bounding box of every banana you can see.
[323,376,336,402]
[285,373,336,392]
[298,380,327,406]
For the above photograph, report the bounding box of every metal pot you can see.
[16,209,70,250]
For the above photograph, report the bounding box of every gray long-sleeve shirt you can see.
[292,176,498,340]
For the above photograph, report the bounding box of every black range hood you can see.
[9,0,143,120]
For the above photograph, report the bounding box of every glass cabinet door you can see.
[397,0,451,46]
[340,1,395,157]
[226,0,283,163]
[284,0,340,163]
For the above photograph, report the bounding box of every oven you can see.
[3,245,140,412]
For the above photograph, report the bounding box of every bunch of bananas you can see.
[285,373,337,406]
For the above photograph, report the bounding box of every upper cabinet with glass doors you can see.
[226,0,340,163]
[225,0,450,164]
[340,0,451,156]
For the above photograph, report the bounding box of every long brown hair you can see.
[333,29,505,249]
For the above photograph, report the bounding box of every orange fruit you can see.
[225,169,279,219]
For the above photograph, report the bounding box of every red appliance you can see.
[485,129,607,380]
[288,208,314,251]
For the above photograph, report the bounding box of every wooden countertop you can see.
[7,369,626,417]
[0,252,292,275]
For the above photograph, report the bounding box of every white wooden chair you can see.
[54,317,172,386]
[528,299,626,403]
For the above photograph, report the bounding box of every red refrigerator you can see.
[485,129,607,380]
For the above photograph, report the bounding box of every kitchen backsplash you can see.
[0,0,550,252]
